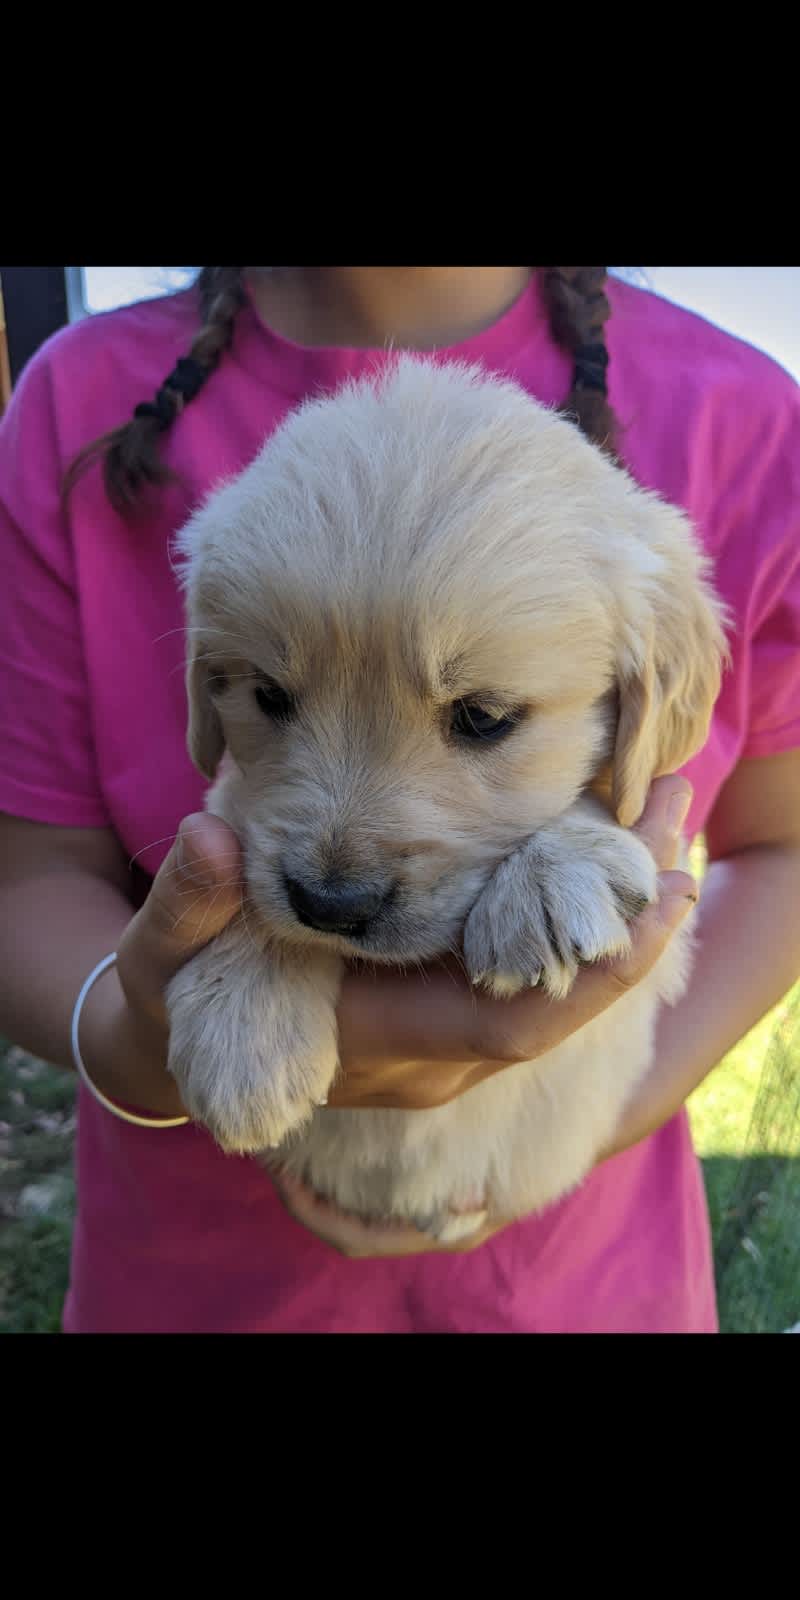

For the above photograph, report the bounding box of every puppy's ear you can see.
[186,649,225,778]
[612,515,729,828]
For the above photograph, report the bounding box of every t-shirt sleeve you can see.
[0,343,111,826]
[738,374,800,762]
[742,572,800,758]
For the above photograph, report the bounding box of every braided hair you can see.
[64,267,619,515]
[539,266,619,460]
[63,266,246,515]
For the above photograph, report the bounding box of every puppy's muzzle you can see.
[284,875,395,938]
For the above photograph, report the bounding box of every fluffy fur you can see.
[166,357,728,1241]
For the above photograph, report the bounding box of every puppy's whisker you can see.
[442,938,469,976]
[153,623,259,651]
[126,829,206,871]
[204,670,263,681]
[192,640,251,653]
[168,661,264,682]
[174,882,231,945]
[157,869,242,895]
[151,625,233,646]
[128,836,177,869]
[170,892,212,938]
[429,946,468,987]
[166,662,255,683]
[155,853,243,885]
[238,891,263,957]
[172,879,244,904]
[168,884,237,926]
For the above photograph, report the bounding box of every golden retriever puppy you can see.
[167,357,727,1242]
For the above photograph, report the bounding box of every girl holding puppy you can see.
[1,266,798,1332]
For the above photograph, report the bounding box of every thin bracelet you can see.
[70,952,190,1129]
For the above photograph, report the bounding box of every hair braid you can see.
[63,266,247,516]
[539,267,620,462]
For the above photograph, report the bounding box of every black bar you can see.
[1,267,69,385]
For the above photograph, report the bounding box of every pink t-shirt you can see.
[2,274,799,1333]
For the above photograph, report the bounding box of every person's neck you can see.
[246,267,534,351]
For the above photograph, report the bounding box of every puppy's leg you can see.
[463,796,658,1001]
[165,919,342,1153]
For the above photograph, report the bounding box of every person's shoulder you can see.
[7,288,199,432]
[36,286,199,389]
[608,274,799,416]
[608,277,800,540]
[2,288,202,469]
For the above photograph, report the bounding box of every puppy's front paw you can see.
[166,922,342,1154]
[463,816,657,1002]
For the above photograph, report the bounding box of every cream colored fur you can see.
[166,357,728,1240]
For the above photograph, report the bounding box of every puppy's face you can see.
[178,359,727,962]
[188,595,617,963]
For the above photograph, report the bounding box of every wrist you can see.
[78,958,188,1119]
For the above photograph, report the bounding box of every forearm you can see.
[0,871,186,1116]
[603,842,800,1157]
[0,871,133,1067]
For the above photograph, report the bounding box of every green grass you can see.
[688,983,800,1333]
[1,976,799,1334]
[0,1044,77,1334]
[685,833,800,1332]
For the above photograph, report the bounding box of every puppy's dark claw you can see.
[612,887,652,920]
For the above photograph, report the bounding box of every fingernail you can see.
[661,889,698,929]
[176,822,216,887]
[667,789,692,836]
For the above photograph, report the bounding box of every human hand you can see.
[81,813,244,1116]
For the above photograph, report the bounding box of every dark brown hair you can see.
[540,266,618,457]
[63,266,618,516]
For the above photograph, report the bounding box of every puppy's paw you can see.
[463,817,657,1002]
[165,921,342,1154]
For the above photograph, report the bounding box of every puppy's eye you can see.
[450,700,517,742]
[254,681,294,722]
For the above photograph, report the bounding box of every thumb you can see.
[119,813,244,1002]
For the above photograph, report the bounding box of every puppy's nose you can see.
[285,876,391,936]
